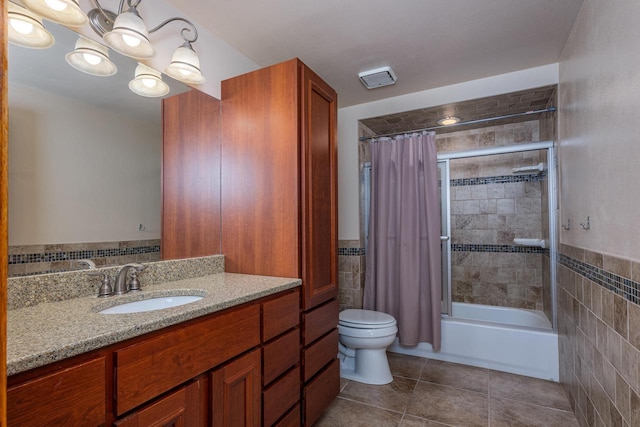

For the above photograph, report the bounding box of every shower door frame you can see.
[437,141,558,332]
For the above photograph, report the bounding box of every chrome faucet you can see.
[76,259,96,269]
[114,263,145,295]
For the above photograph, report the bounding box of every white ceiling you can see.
[166,0,584,107]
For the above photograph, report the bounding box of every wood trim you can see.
[0,0,8,424]
[299,64,338,310]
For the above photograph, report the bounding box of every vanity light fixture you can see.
[8,2,55,49]
[14,0,207,85]
[22,0,88,27]
[129,63,170,97]
[101,4,155,59]
[164,41,206,84]
[89,0,206,83]
[437,116,461,126]
[65,36,118,76]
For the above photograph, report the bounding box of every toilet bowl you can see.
[338,309,398,385]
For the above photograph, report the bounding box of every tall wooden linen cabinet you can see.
[221,58,339,426]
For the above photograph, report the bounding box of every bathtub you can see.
[388,302,559,381]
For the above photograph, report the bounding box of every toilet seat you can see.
[339,309,396,329]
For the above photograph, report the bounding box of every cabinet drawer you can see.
[302,298,338,346]
[263,328,300,385]
[303,329,338,382]
[263,366,300,426]
[8,357,106,427]
[262,290,300,341]
[115,304,260,415]
[274,404,300,427]
[303,358,339,426]
[115,379,204,427]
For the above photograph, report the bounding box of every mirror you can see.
[7,21,221,277]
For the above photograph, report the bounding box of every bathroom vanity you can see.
[7,272,301,426]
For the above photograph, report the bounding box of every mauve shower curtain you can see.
[363,132,442,350]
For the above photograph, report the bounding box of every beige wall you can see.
[558,0,640,262]
[557,1,640,426]
[9,83,161,245]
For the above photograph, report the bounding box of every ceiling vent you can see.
[358,66,397,89]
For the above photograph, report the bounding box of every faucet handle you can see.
[128,270,142,292]
[88,271,113,297]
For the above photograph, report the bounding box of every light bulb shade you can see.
[164,44,206,84]
[8,2,55,49]
[22,0,87,26]
[103,10,155,59]
[65,36,117,77]
[129,63,169,97]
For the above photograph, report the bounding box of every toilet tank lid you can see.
[339,309,396,326]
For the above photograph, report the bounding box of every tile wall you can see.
[557,244,640,427]
[8,239,161,277]
[338,240,365,311]
[442,121,550,312]
[350,120,555,314]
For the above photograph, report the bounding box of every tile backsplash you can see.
[8,254,224,310]
[8,239,161,277]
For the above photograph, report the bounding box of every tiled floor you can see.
[316,353,579,427]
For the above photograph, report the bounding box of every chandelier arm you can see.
[148,17,198,43]
[91,0,116,21]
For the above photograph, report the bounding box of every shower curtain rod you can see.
[360,107,557,141]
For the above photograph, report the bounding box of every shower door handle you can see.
[440,236,450,241]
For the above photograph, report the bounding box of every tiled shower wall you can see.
[8,239,161,277]
[349,120,555,314]
[442,121,550,312]
[557,244,640,426]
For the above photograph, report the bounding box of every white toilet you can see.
[337,309,398,385]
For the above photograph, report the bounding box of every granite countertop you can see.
[7,272,301,376]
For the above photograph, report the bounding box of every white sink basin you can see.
[99,295,204,314]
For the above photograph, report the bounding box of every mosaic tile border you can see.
[339,244,548,256]
[452,244,546,254]
[450,173,545,187]
[8,245,161,265]
[558,253,640,306]
[338,247,366,256]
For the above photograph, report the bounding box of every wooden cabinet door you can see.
[211,349,261,427]
[115,380,204,427]
[300,64,338,310]
[7,357,106,426]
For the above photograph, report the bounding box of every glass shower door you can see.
[438,160,451,316]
